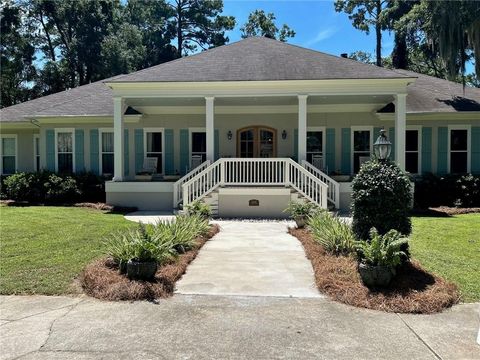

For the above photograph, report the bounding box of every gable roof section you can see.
[109,37,410,83]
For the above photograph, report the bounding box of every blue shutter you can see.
[90,129,99,175]
[46,129,55,171]
[293,129,298,161]
[437,127,448,174]
[341,128,351,174]
[75,129,84,173]
[135,129,144,174]
[472,127,480,174]
[164,129,174,175]
[389,128,395,161]
[325,128,335,173]
[421,127,432,174]
[124,129,129,177]
[179,129,189,175]
[214,129,220,160]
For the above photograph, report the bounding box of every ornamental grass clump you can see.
[307,210,356,255]
[351,159,412,240]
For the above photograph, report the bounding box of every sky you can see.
[223,0,395,60]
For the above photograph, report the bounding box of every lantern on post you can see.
[373,128,392,161]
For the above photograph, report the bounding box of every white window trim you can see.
[448,125,471,173]
[306,126,326,156]
[143,127,165,175]
[33,134,40,172]
[0,134,18,175]
[189,127,206,166]
[406,126,422,175]
[99,128,114,176]
[54,128,75,173]
[351,126,373,174]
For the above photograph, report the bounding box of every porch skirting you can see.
[105,181,174,211]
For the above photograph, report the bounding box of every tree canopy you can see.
[240,10,295,42]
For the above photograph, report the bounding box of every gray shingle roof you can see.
[110,37,410,82]
[1,37,479,123]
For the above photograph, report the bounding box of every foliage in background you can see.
[351,159,412,239]
[414,173,480,208]
[240,9,295,42]
[185,200,212,218]
[308,211,356,255]
[284,201,317,218]
[2,171,105,203]
[356,228,408,267]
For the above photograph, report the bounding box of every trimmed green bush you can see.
[351,159,412,240]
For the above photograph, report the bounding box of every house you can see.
[1,37,479,216]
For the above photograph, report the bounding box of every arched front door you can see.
[237,126,277,158]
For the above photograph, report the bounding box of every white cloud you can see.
[304,27,337,46]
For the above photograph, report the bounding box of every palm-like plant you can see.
[356,228,408,267]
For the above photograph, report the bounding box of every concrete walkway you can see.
[1,295,479,360]
[175,220,321,298]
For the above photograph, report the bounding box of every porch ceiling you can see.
[127,94,393,115]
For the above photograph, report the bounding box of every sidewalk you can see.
[1,295,479,360]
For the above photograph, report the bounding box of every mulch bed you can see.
[80,224,219,301]
[289,228,460,314]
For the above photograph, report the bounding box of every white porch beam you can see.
[113,97,125,181]
[297,95,308,162]
[205,96,215,162]
[394,93,407,171]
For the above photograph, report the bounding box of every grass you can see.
[410,214,480,302]
[0,206,135,295]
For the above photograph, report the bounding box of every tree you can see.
[0,1,37,107]
[240,10,295,42]
[334,0,388,67]
[168,0,235,56]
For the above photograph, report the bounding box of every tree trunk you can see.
[176,2,183,57]
[375,0,382,67]
[392,32,408,69]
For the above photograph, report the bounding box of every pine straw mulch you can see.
[289,228,460,314]
[79,224,219,301]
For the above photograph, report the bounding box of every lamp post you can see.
[373,129,392,161]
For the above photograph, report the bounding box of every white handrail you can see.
[182,158,329,209]
[173,160,211,208]
[301,160,340,209]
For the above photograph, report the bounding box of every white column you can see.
[113,97,124,181]
[205,96,215,162]
[395,93,407,171]
[298,95,308,162]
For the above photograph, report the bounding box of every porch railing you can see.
[173,160,211,208]
[301,160,340,209]
[181,158,328,209]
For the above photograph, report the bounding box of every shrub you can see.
[308,210,356,255]
[414,173,480,208]
[3,173,37,202]
[355,228,408,267]
[44,174,80,203]
[351,159,412,239]
[185,201,212,218]
[284,201,318,218]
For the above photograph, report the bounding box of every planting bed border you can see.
[80,224,219,301]
[290,228,460,314]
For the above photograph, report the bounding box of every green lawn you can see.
[410,214,480,302]
[0,206,134,295]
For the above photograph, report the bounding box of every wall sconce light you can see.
[282,130,287,140]
[227,130,233,140]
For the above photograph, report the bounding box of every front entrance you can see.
[237,126,277,158]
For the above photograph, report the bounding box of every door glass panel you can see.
[259,129,274,158]
[239,129,254,158]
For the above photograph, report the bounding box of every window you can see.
[1,135,17,175]
[144,129,163,173]
[190,130,206,165]
[55,129,74,173]
[352,128,372,173]
[449,127,470,173]
[405,128,421,174]
[100,130,114,175]
[33,135,40,171]
[306,128,324,168]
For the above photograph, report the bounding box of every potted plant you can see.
[284,201,318,228]
[105,232,133,274]
[355,228,408,287]
[185,200,212,219]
